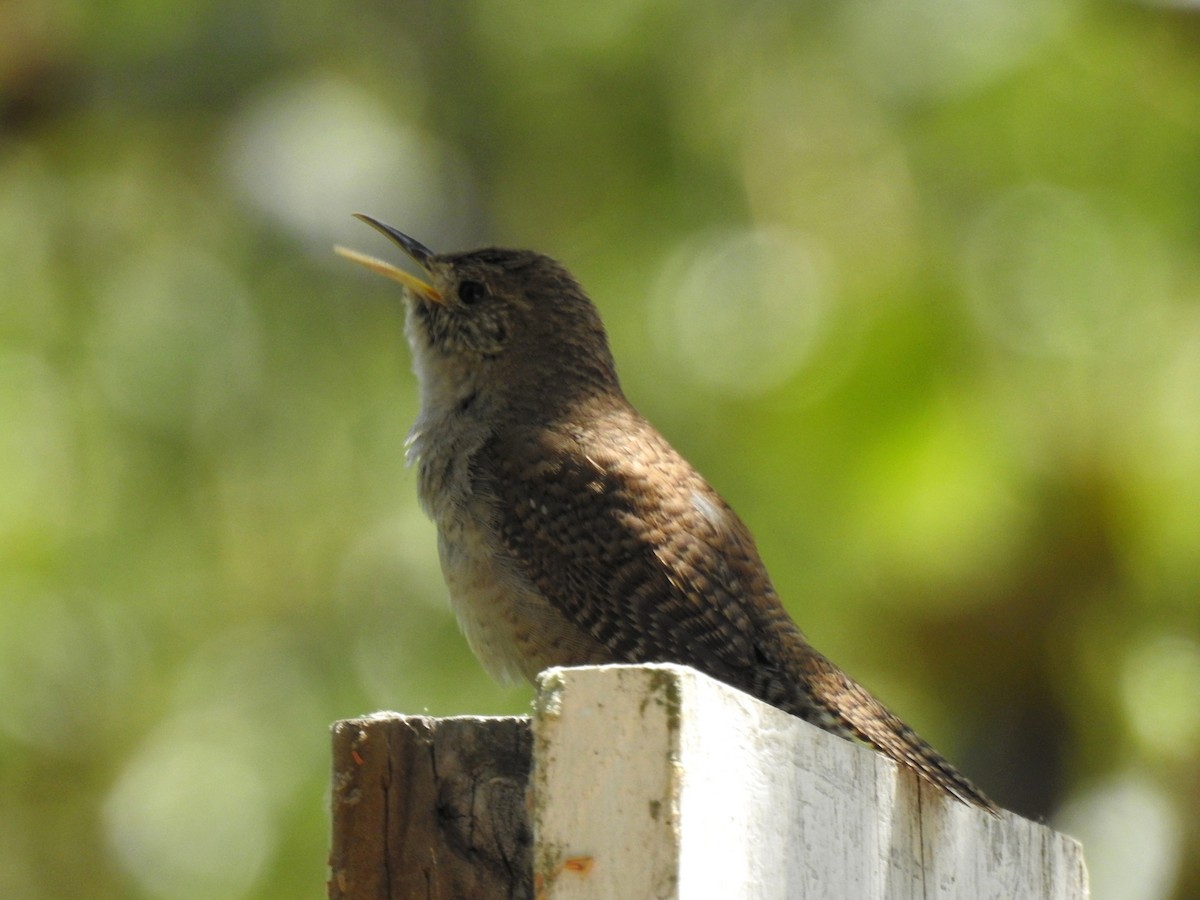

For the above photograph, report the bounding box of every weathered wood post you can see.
[329,663,1088,899]
[329,714,532,899]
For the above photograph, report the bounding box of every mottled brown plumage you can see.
[336,215,997,812]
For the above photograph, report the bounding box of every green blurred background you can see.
[2,0,1198,897]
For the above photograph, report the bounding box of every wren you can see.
[336,215,996,812]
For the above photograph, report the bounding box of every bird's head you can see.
[337,215,621,417]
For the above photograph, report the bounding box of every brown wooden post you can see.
[329,714,532,900]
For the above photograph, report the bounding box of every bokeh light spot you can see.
[1056,774,1181,900]
[651,227,834,397]
[105,735,273,900]
[1121,634,1200,759]
[222,76,473,251]
[842,0,1070,101]
[963,184,1168,359]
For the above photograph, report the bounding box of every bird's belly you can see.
[436,514,610,684]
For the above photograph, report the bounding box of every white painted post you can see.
[531,663,1088,900]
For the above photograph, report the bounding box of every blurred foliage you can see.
[1,1,1198,898]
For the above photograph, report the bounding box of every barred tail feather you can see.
[798,653,999,814]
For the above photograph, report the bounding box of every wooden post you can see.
[329,665,1089,899]
[533,664,1087,899]
[329,714,532,899]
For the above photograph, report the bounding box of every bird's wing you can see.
[473,411,1000,813]
[471,410,780,680]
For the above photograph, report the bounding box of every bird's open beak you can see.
[335,214,444,304]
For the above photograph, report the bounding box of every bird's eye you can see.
[457,280,488,305]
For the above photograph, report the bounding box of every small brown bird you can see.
[336,214,996,812]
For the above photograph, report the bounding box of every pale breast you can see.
[413,408,610,683]
[435,496,611,683]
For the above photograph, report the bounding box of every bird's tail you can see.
[794,651,999,814]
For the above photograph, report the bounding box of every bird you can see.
[335,214,997,813]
